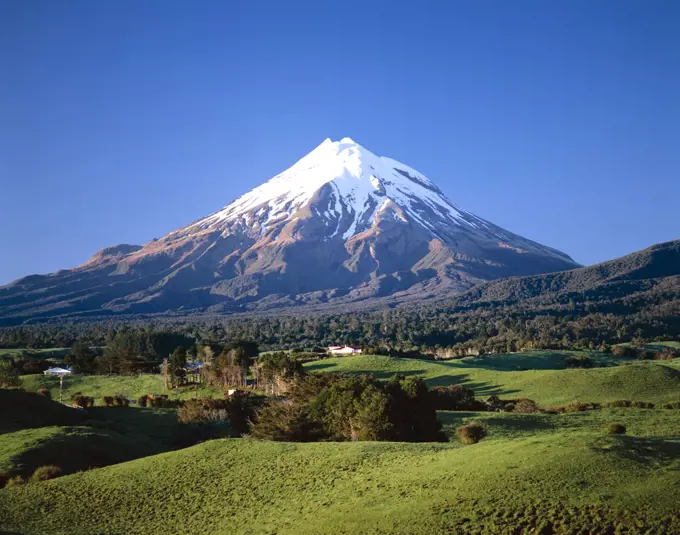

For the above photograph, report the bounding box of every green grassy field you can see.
[3,349,680,533]
[18,350,680,408]
[2,416,679,534]
[20,374,223,403]
[0,400,190,483]
[305,353,680,405]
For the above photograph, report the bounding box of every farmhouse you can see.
[328,346,362,355]
[43,367,72,376]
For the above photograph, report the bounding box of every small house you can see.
[328,346,362,355]
[43,367,72,377]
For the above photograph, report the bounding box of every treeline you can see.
[0,278,678,355]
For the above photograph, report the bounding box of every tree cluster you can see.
[251,373,447,443]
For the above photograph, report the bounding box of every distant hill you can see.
[448,239,680,308]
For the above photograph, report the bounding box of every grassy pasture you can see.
[20,374,223,403]
[305,353,680,405]
[2,424,679,534]
[3,347,680,534]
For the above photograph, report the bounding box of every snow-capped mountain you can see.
[0,137,579,324]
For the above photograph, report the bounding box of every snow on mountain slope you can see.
[165,137,572,263]
[0,137,580,324]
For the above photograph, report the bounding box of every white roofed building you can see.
[43,367,72,376]
[328,346,362,355]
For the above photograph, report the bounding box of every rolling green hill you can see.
[20,374,223,403]
[0,389,86,433]
[305,354,680,406]
[0,388,190,484]
[2,421,679,534]
[3,351,680,533]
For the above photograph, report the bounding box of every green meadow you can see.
[305,352,680,406]
[2,349,680,534]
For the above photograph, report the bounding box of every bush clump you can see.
[112,394,129,408]
[149,396,181,408]
[178,392,253,436]
[656,347,680,360]
[102,395,114,407]
[71,394,95,409]
[4,476,25,488]
[632,400,655,409]
[606,423,626,435]
[430,385,480,411]
[565,355,594,368]
[249,401,324,442]
[605,400,632,408]
[456,421,487,445]
[513,398,540,413]
[36,387,51,399]
[251,374,446,443]
[30,465,62,482]
[562,400,589,413]
[661,402,680,409]
[137,395,149,407]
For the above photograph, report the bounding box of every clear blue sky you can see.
[1,1,679,284]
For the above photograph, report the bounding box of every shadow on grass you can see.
[426,373,520,398]
[592,436,680,467]
[429,351,621,372]
[305,362,338,372]
[437,412,554,434]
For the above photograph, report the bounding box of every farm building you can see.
[328,346,362,355]
[43,367,72,376]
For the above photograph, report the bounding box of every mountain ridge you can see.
[446,238,680,309]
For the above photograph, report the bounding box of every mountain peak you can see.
[0,138,580,322]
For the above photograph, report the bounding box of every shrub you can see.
[456,421,487,445]
[513,398,540,413]
[30,465,62,482]
[4,475,25,488]
[137,395,149,407]
[606,423,626,435]
[562,400,589,413]
[36,387,51,399]
[18,359,50,375]
[0,363,22,389]
[178,398,230,425]
[250,401,324,441]
[662,401,680,409]
[112,394,129,408]
[656,347,680,360]
[606,400,632,408]
[632,400,655,409]
[486,395,507,412]
[148,396,179,408]
[612,346,639,358]
[430,385,478,411]
[565,355,594,368]
[71,394,95,409]
[253,374,446,443]
[102,396,114,407]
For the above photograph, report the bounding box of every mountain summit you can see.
[0,138,579,323]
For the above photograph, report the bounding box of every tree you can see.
[0,362,22,389]
[65,341,97,374]
[169,347,187,388]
